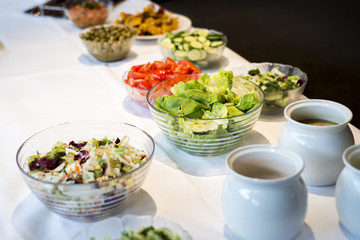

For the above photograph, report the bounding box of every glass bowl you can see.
[232,62,308,114]
[64,0,113,29]
[147,74,265,156]
[122,71,149,108]
[16,120,154,222]
[158,28,227,69]
[80,24,137,62]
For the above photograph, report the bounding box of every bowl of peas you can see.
[80,24,137,62]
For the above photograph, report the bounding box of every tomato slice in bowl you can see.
[123,57,202,107]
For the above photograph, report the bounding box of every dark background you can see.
[154,0,360,128]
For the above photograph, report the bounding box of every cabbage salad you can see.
[27,136,147,184]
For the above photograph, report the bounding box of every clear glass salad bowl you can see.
[64,0,113,29]
[232,62,308,114]
[147,74,265,156]
[80,24,137,62]
[16,120,154,222]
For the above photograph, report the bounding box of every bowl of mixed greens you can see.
[158,28,227,68]
[16,120,154,222]
[233,63,308,114]
[147,70,265,156]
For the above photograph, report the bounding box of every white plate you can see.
[72,214,192,240]
[136,13,192,40]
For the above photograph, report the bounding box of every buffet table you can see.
[1,0,360,239]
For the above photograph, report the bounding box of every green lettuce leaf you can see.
[156,95,208,116]
[236,93,258,112]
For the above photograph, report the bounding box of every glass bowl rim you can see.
[233,62,308,93]
[16,120,155,187]
[157,27,228,48]
[146,73,265,121]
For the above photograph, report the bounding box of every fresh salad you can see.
[27,136,147,184]
[155,69,260,134]
[124,57,202,90]
[236,67,307,112]
[159,29,225,66]
[156,70,259,119]
[237,67,306,92]
[90,226,181,240]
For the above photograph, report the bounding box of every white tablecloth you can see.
[1,0,360,239]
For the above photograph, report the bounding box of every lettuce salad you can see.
[156,70,258,119]
[155,70,260,134]
[27,136,147,184]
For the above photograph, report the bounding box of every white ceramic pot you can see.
[335,144,360,237]
[222,145,307,240]
[278,99,354,186]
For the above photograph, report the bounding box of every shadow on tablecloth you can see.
[153,129,270,177]
[224,222,315,240]
[12,189,156,240]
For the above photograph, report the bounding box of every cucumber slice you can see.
[181,32,191,37]
[178,45,184,51]
[194,29,208,37]
[161,38,172,44]
[198,36,207,43]
[204,40,211,47]
[207,34,223,41]
[165,33,175,38]
[161,42,176,50]
[174,50,188,58]
[173,31,186,38]
[211,41,224,47]
[188,49,202,61]
[190,41,203,49]
[200,50,207,60]
[184,36,196,42]
[183,43,190,52]
[174,37,183,43]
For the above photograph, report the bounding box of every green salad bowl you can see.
[233,62,308,114]
[147,73,265,156]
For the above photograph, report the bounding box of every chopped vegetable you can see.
[80,25,136,42]
[68,1,108,29]
[155,69,259,119]
[235,67,307,111]
[115,4,178,36]
[26,136,147,184]
[159,29,225,66]
[124,57,202,90]
[237,67,306,92]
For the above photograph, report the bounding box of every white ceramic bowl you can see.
[278,99,354,186]
[335,144,360,237]
[222,145,307,240]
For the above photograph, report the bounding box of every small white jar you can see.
[222,145,307,240]
[278,99,354,186]
[335,144,360,237]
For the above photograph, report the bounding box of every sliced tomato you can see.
[136,80,152,90]
[128,71,147,80]
[124,57,202,90]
